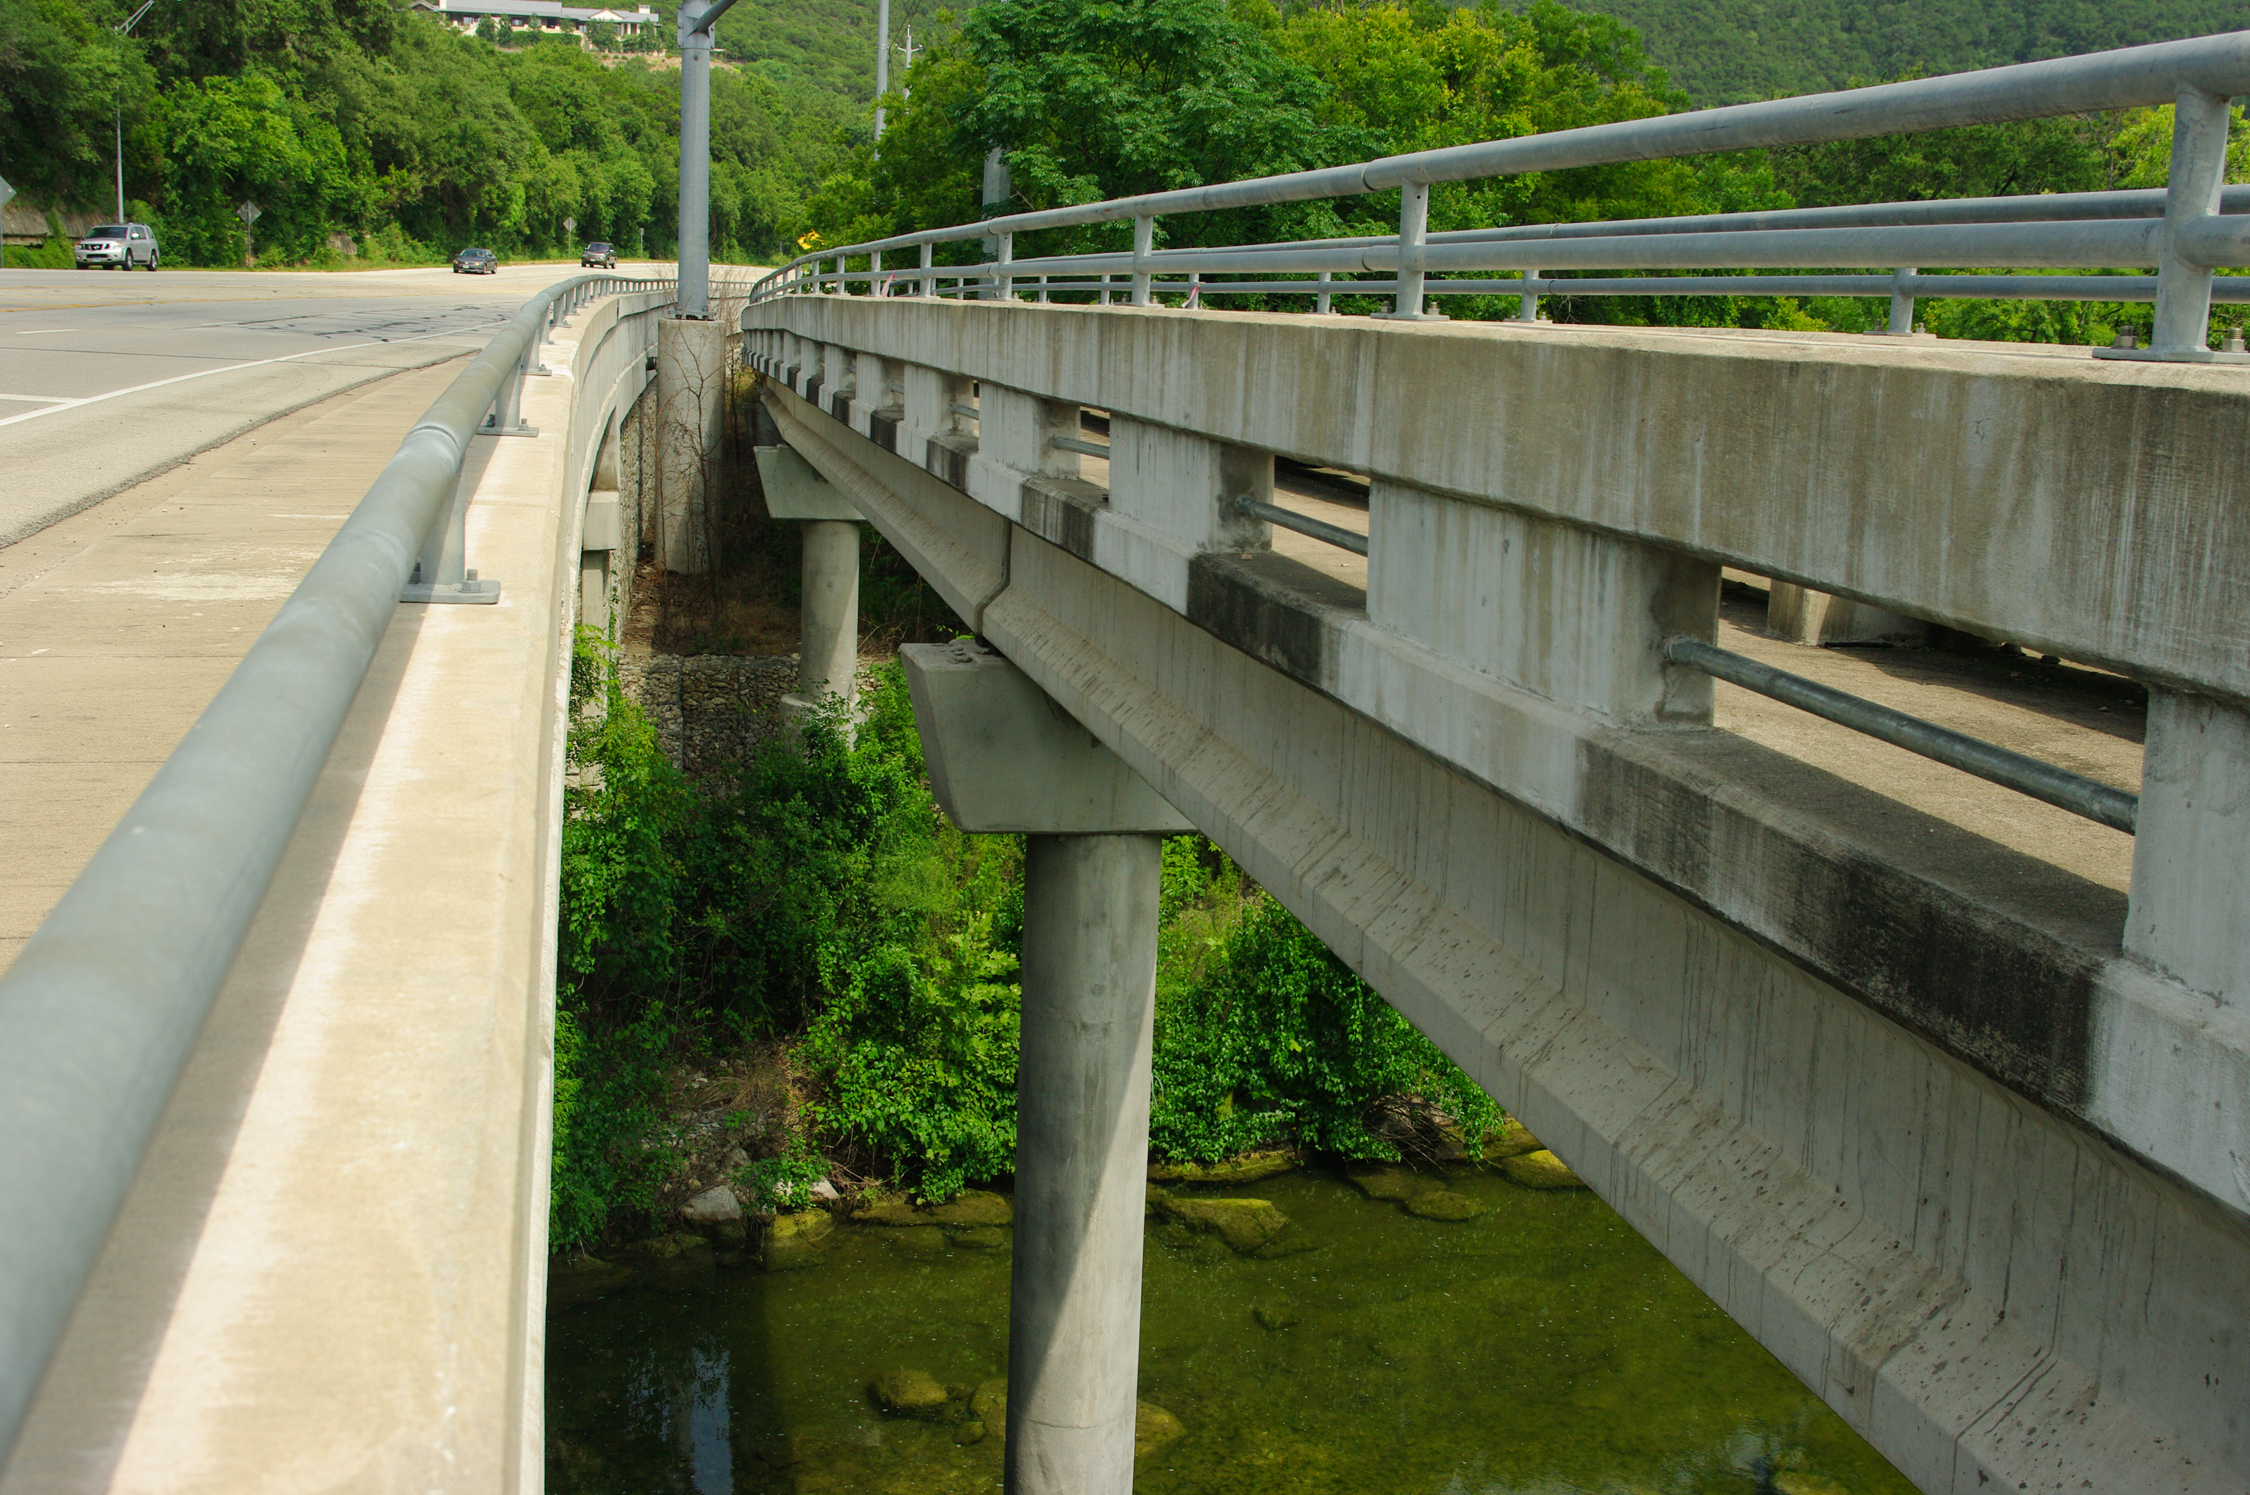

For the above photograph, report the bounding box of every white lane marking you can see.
[13,329,83,335]
[0,394,66,404]
[0,322,502,430]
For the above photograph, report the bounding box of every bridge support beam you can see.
[754,443,863,719]
[656,316,726,574]
[899,641,1190,1495]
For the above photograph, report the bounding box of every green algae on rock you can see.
[852,1187,1014,1228]
[1483,1116,1544,1160]
[972,1379,1007,1440]
[1500,1148,1587,1190]
[946,1225,1009,1250]
[1159,1195,1289,1253]
[1136,1401,1186,1457]
[760,1208,837,1269]
[1403,1189,1485,1221]
[1148,1152,1297,1186]
[547,1254,632,1309]
[1344,1165,1428,1202]
[870,1367,950,1418]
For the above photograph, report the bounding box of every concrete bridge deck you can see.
[746,293,2250,1494]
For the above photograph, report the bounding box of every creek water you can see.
[547,1163,1915,1494]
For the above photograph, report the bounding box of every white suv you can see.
[75,224,160,271]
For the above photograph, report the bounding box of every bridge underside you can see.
[751,299,2249,1494]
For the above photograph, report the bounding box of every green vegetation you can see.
[0,0,859,264]
[1543,0,2250,106]
[552,632,1495,1248]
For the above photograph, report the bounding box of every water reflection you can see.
[549,1165,1913,1494]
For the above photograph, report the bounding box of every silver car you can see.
[76,224,160,271]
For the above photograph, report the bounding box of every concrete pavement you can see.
[0,357,470,970]
[0,263,676,546]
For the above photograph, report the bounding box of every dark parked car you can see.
[580,241,617,269]
[75,223,159,271]
[453,247,498,274]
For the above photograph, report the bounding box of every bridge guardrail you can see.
[749,32,2250,358]
[0,272,673,1465]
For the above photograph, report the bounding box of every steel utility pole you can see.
[674,0,742,320]
[874,0,889,141]
[112,0,156,222]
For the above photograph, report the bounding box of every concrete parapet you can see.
[780,363,2250,1493]
[0,287,670,1495]
[1369,479,1717,726]
[2128,688,2250,1002]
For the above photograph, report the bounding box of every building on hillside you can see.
[409,0,659,43]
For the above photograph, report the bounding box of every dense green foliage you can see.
[0,0,858,264]
[552,633,1493,1246]
[1542,0,2250,106]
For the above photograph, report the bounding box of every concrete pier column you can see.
[798,519,859,701]
[753,442,865,718]
[1766,582,1930,646]
[657,315,726,574]
[2127,688,2250,1001]
[1009,831,1160,1494]
[899,641,1191,1495]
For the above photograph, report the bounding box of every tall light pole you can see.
[112,0,156,222]
[674,0,741,320]
[874,0,889,142]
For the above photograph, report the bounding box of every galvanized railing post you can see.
[996,231,1014,301]
[1519,271,1540,321]
[2153,85,2232,355]
[1131,215,1154,307]
[1315,270,1333,314]
[1381,179,1438,319]
[919,241,935,297]
[1888,267,1918,334]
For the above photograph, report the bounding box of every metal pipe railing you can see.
[0,273,674,1465]
[1664,637,2139,833]
[1234,495,1370,556]
[746,33,2250,355]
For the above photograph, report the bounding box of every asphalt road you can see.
[0,262,673,547]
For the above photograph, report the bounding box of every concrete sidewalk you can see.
[0,357,469,971]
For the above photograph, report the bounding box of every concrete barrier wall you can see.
[747,297,2250,1495]
[0,292,663,1495]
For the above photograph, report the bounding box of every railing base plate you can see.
[401,579,502,605]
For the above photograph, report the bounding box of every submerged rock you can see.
[1345,1166,1428,1203]
[885,1225,949,1257]
[1483,1116,1543,1161]
[547,1253,632,1309]
[946,1225,1009,1250]
[928,1189,1013,1227]
[1403,1189,1484,1221]
[954,1420,987,1445]
[760,1208,837,1270]
[1773,1475,1852,1495]
[1147,1152,1296,1186]
[853,1187,1013,1228]
[1250,1229,1322,1259]
[1499,1148,1586,1190]
[1135,1401,1186,1457]
[624,1231,712,1262]
[972,1379,1008,1440]
[870,1368,950,1419]
[1252,1302,1300,1331]
[1159,1196,1288,1253]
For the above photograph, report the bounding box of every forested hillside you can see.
[1552,0,2250,103]
[0,0,867,265]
